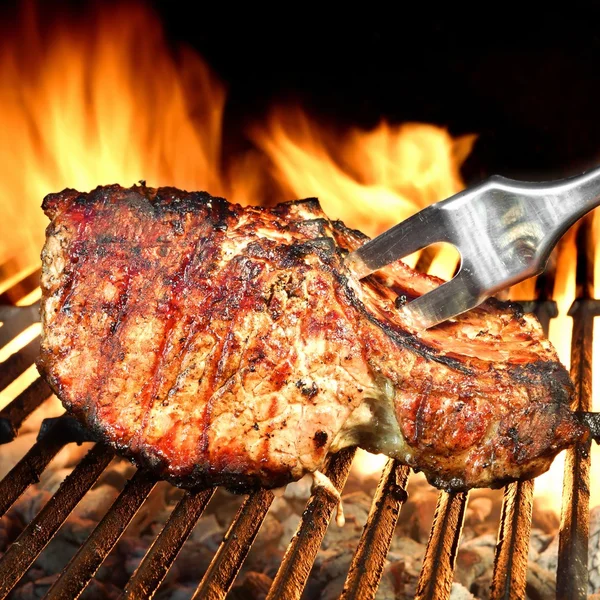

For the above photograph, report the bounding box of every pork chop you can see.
[37,184,586,492]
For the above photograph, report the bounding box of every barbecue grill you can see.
[0,218,599,600]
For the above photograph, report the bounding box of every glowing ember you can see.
[0,0,595,514]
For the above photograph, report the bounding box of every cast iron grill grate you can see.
[0,221,598,599]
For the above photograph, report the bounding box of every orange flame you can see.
[0,2,226,273]
[0,1,594,513]
[249,108,476,238]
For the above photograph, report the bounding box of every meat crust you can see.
[37,185,586,492]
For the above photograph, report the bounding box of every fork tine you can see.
[345,205,449,278]
[399,267,480,330]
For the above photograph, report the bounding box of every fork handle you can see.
[494,165,600,236]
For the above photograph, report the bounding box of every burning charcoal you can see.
[155,586,196,600]
[454,544,494,590]
[589,505,600,594]
[71,485,119,522]
[120,536,153,577]
[531,501,560,534]
[283,474,313,500]
[311,545,355,600]
[388,559,420,599]
[11,575,120,600]
[529,527,553,554]
[211,488,245,527]
[269,496,293,521]
[189,514,224,552]
[61,515,98,545]
[463,533,497,550]
[253,513,284,546]
[10,487,52,524]
[374,568,400,600]
[537,533,559,573]
[229,571,272,600]
[126,482,170,536]
[9,581,39,600]
[32,536,78,575]
[389,536,426,564]
[0,512,23,552]
[321,492,371,550]
[450,582,476,599]
[471,573,493,600]
[403,487,439,543]
[79,577,122,599]
[162,541,215,587]
[0,433,38,479]
[95,553,129,587]
[525,561,556,600]
[279,513,301,549]
[94,458,136,491]
[464,497,493,525]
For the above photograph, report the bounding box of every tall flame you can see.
[0,2,226,273]
[0,1,595,514]
[249,108,476,238]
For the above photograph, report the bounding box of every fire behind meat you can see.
[37,185,586,494]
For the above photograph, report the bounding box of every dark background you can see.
[151,7,600,184]
[7,1,600,185]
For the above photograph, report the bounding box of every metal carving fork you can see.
[344,166,600,330]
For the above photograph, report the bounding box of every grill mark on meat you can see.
[86,264,140,428]
[195,255,261,457]
[414,377,433,445]
[198,328,237,457]
[56,206,93,315]
[133,234,211,449]
[108,268,133,335]
[260,397,279,469]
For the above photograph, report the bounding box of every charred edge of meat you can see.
[38,369,296,493]
[43,184,239,221]
[507,360,575,405]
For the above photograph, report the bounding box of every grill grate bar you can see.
[45,469,157,599]
[192,488,274,600]
[489,480,534,600]
[0,415,91,518]
[557,300,598,598]
[488,298,554,598]
[557,216,597,599]
[0,377,51,444]
[340,459,410,600]
[414,491,468,600]
[265,447,356,600]
[0,268,41,305]
[0,443,114,600]
[0,303,39,347]
[124,487,216,599]
[0,335,40,390]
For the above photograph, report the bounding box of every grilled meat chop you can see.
[37,185,586,492]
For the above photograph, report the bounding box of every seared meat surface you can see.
[38,185,585,492]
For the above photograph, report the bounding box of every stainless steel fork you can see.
[344,166,600,330]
